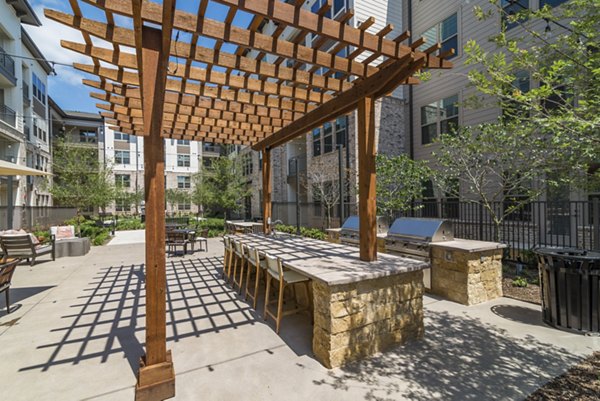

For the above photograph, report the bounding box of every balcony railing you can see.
[0,104,16,127]
[203,144,222,154]
[0,47,16,84]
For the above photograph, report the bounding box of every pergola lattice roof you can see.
[48,0,453,149]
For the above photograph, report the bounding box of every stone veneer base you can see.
[312,270,424,368]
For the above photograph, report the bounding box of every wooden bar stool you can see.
[263,254,312,334]
[222,236,234,281]
[231,240,246,293]
[245,246,266,309]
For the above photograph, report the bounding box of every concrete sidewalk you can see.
[107,229,146,245]
[0,239,598,401]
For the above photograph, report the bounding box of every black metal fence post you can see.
[593,198,600,251]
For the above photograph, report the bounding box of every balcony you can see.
[287,155,307,183]
[0,47,16,86]
[202,144,222,155]
[0,104,17,127]
[23,82,30,107]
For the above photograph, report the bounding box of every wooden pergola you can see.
[49,1,452,399]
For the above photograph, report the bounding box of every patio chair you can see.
[192,228,209,252]
[263,254,312,334]
[0,234,55,266]
[245,246,266,309]
[231,239,246,292]
[223,236,234,281]
[0,258,20,314]
[166,231,189,256]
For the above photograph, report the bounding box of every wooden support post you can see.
[262,148,272,234]
[357,96,377,262]
[136,26,175,401]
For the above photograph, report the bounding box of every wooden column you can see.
[136,26,175,401]
[357,96,378,262]
[262,148,272,234]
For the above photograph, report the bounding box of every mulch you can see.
[502,277,541,305]
[526,352,600,400]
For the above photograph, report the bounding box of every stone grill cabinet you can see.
[535,248,600,333]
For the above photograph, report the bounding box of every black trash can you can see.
[534,247,600,333]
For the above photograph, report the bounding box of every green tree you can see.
[51,137,116,231]
[165,188,191,215]
[115,186,144,215]
[192,156,249,222]
[375,154,432,223]
[434,0,599,242]
[466,0,599,171]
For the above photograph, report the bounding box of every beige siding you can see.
[411,0,501,163]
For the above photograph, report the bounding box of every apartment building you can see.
[242,0,408,228]
[102,124,204,215]
[407,0,577,196]
[0,0,52,227]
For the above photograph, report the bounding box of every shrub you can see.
[63,216,111,246]
[512,277,528,288]
[116,217,145,231]
[195,217,225,238]
[274,224,327,240]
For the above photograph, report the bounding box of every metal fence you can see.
[271,200,600,261]
[0,207,78,231]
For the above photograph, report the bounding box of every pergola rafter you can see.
[51,1,453,399]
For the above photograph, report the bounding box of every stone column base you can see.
[135,350,175,401]
[312,270,424,368]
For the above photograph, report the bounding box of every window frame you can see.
[115,174,131,188]
[420,94,459,145]
[115,150,131,165]
[177,154,191,167]
[420,12,459,59]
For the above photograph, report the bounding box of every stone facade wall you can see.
[312,270,424,368]
[430,246,503,306]
[376,96,407,157]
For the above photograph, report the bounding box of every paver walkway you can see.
[1,239,598,400]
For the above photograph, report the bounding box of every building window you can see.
[503,70,531,119]
[115,150,130,165]
[202,157,213,169]
[421,180,439,218]
[258,151,263,171]
[421,94,459,145]
[32,73,46,104]
[177,139,190,146]
[503,172,532,221]
[177,175,191,189]
[80,129,97,143]
[178,202,191,211]
[312,127,321,157]
[114,132,130,141]
[115,198,131,212]
[540,0,568,8]
[242,154,253,176]
[421,13,458,59]
[501,0,529,30]
[335,116,347,148]
[177,154,191,167]
[322,122,333,154]
[115,174,131,188]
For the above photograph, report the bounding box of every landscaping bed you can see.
[526,352,600,400]
[502,264,541,305]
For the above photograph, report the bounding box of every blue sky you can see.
[26,1,253,113]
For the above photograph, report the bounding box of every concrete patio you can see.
[1,237,598,401]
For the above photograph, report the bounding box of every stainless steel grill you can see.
[385,218,454,289]
[339,215,388,246]
[385,218,454,260]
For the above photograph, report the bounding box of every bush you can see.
[63,216,111,246]
[116,217,144,231]
[194,217,225,238]
[512,277,528,288]
[274,224,327,240]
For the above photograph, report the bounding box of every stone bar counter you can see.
[429,240,506,305]
[235,234,428,368]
